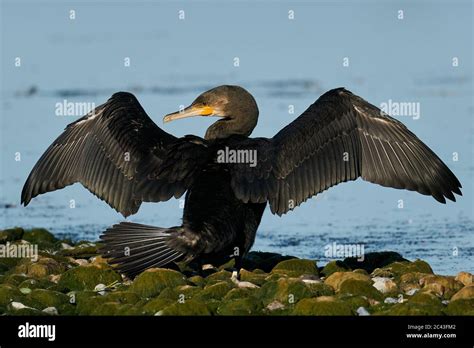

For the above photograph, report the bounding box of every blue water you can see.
[1,0,473,274]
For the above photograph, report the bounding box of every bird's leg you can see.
[230,257,259,288]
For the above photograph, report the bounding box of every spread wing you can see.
[21,92,208,217]
[227,88,462,215]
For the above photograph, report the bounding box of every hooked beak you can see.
[163,104,218,123]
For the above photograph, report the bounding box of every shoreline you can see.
[0,227,473,316]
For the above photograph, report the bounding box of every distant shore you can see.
[0,227,473,316]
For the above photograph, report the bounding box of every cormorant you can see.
[21,85,462,277]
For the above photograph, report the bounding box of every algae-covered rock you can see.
[271,259,318,278]
[339,279,383,301]
[242,252,295,272]
[0,284,24,307]
[26,257,66,278]
[258,278,313,306]
[217,297,263,315]
[58,243,99,258]
[204,270,232,285]
[372,260,433,279]
[372,277,398,295]
[18,278,55,290]
[420,275,463,299]
[342,251,407,274]
[27,289,69,308]
[2,274,30,287]
[455,272,473,286]
[58,266,122,291]
[320,260,350,277]
[451,284,474,301]
[196,281,233,301]
[399,272,431,293]
[304,282,334,297]
[239,269,267,286]
[337,294,370,312]
[22,228,58,250]
[293,297,353,315]
[142,298,174,315]
[0,227,24,243]
[223,287,258,301]
[128,268,186,298]
[158,299,211,315]
[105,291,141,304]
[324,271,371,292]
[379,292,443,315]
[188,275,206,287]
[444,299,474,315]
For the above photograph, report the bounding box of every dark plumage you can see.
[21,85,462,277]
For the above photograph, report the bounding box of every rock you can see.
[420,275,463,299]
[27,258,66,278]
[239,269,267,286]
[196,281,233,301]
[2,274,30,286]
[455,272,473,286]
[324,271,371,292]
[0,257,23,274]
[271,259,318,278]
[217,297,262,315]
[372,260,433,279]
[451,284,474,301]
[372,277,398,294]
[105,291,141,304]
[223,287,258,301]
[342,251,407,274]
[304,282,334,297]
[188,275,205,287]
[157,300,211,316]
[266,300,285,312]
[242,252,295,272]
[0,227,24,243]
[18,278,55,290]
[356,306,370,316]
[399,272,431,293]
[0,285,23,306]
[27,289,69,308]
[58,266,122,291]
[381,292,443,315]
[94,284,107,295]
[204,270,232,285]
[22,228,58,250]
[320,260,351,277]
[128,268,186,298]
[42,307,58,315]
[339,279,383,301]
[258,278,313,306]
[141,298,174,315]
[444,299,474,315]
[337,294,369,311]
[58,243,99,258]
[293,297,353,315]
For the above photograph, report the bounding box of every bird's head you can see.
[163,85,259,140]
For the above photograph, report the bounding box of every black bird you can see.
[21,85,462,278]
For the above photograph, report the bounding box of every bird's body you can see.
[21,86,462,277]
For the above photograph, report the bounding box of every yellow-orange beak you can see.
[163,104,215,123]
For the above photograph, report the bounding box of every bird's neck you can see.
[205,117,256,140]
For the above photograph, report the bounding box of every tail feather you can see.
[100,222,184,278]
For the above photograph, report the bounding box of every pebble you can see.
[43,307,59,315]
[94,283,107,295]
[356,306,370,316]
